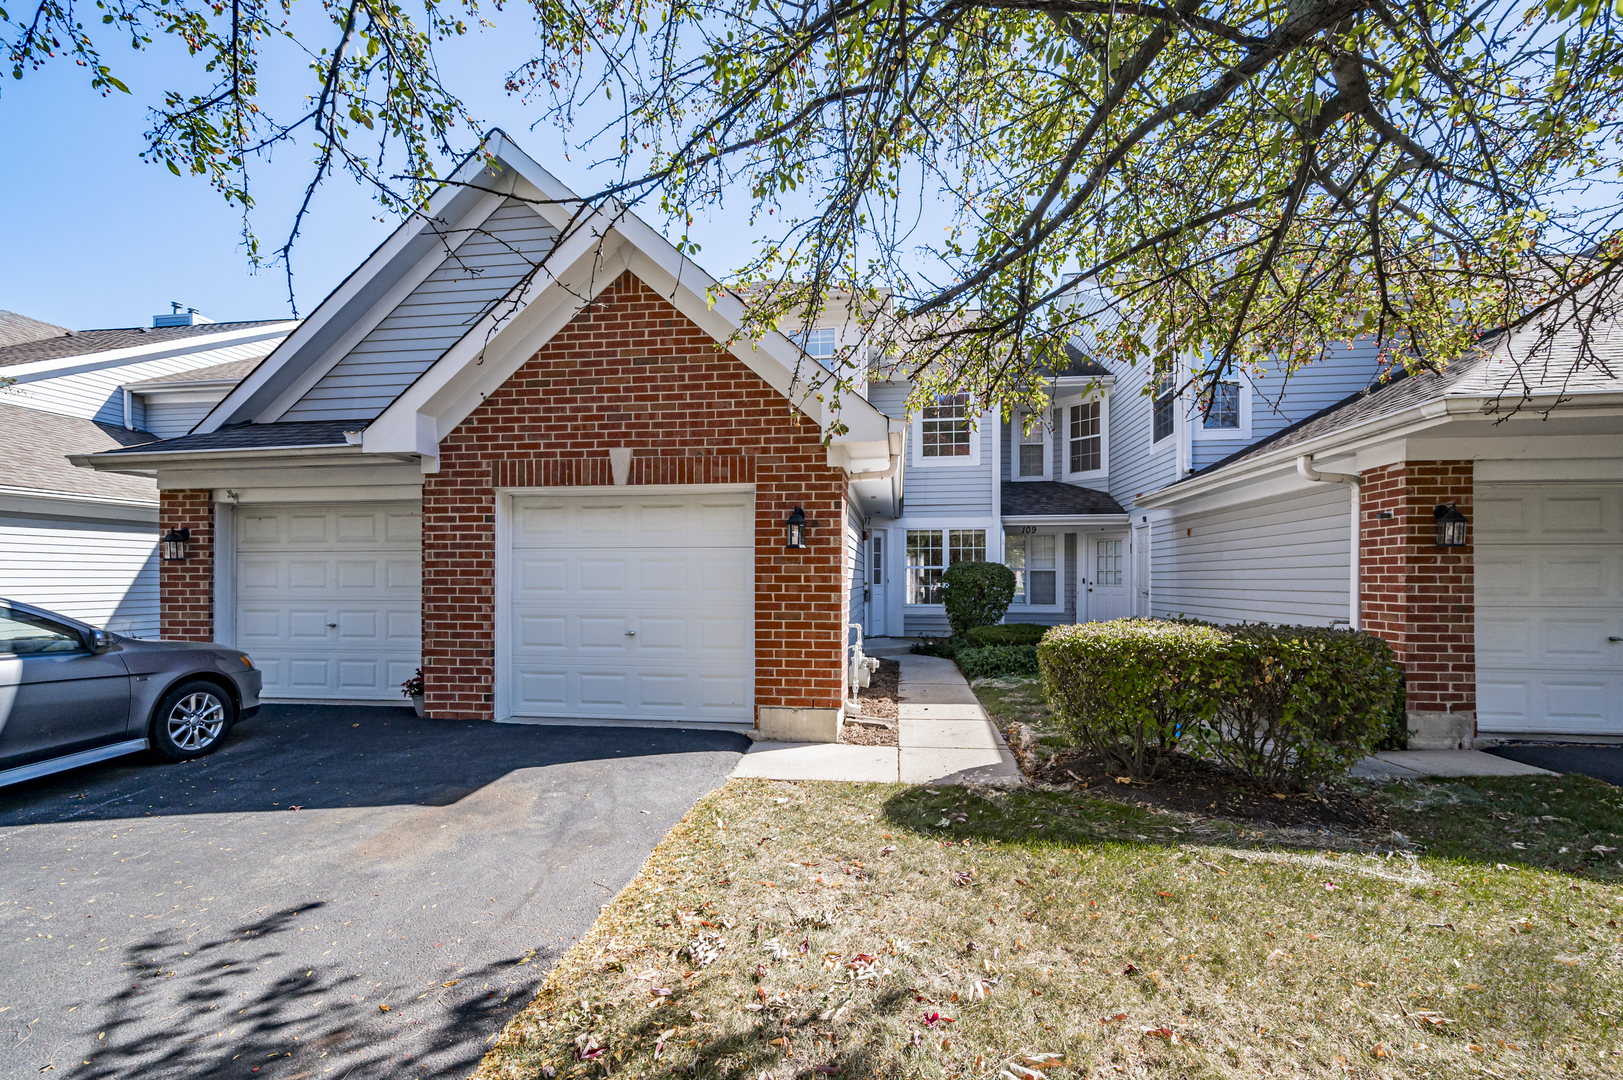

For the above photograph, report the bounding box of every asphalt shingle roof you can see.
[124,357,265,387]
[4,402,159,502]
[92,420,362,456]
[0,320,288,369]
[0,311,70,349]
[1002,481,1124,516]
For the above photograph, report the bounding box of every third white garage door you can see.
[1476,482,1623,735]
[507,489,754,723]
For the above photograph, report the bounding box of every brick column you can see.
[159,489,215,642]
[1360,461,1474,747]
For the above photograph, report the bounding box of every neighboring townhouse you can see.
[75,130,903,742]
[1135,320,1623,745]
[1,311,295,634]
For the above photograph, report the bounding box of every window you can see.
[0,609,84,655]
[1202,381,1240,429]
[1006,534,1057,606]
[906,529,986,604]
[919,393,974,459]
[1016,411,1046,478]
[1068,400,1101,473]
[1152,373,1176,443]
[802,327,838,359]
[870,534,883,585]
[1095,538,1123,586]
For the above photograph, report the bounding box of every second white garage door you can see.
[1476,482,1623,734]
[235,503,423,701]
[507,490,754,722]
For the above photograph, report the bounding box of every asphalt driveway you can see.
[0,706,749,1078]
[1484,742,1623,786]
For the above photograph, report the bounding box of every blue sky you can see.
[0,21,765,331]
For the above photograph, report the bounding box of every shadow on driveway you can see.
[1483,742,1623,787]
[0,705,748,1078]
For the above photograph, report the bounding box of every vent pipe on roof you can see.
[153,303,215,328]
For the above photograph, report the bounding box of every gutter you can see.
[1296,455,1362,630]
[845,432,905,481]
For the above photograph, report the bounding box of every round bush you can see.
[940,561,1016,637]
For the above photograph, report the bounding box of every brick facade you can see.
[158,489,215,642]
[1360,461,1475,728]
[421,271,849,721]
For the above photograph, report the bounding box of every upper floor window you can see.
[920,393,974,458]
[906,528,986,604]
[1068,400,1101,473]
[1016,411,1047,478]
[1202,380,1241,429]
[802,327,838,359]
[1152,373,1176,443]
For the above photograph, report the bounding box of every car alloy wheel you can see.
[166,691,226,752]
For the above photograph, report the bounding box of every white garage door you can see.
[508,490,753,722]
[235,504,422,701]
[1476,482,1623,734]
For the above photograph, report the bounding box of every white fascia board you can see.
[197,153,515,434]
[0,486,158,513]
[1000,513,1128,526]
[4,324,296,381]
[72,445,370,476]
[363,229,631,455]
[253,186,512,425]
[131,386,234,406]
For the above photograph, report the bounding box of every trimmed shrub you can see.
[956,644,1040,680]
[966,623,1049,647]
[940,562,1016,637]
[1039,619,1403,789]
[910,636,958,660]
[1039,620,1227,780]
[1186,624,1403,791]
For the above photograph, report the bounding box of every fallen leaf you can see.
[1121,963,1139,976]
[1100,1013,1129,1024]
[1143,1027,1174,1040]
[379,1004,390,1012]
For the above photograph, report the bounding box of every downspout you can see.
[1297,455,1362,630]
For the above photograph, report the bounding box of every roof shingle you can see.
[0,320,289,369]
[1002,481,1124,516]
[92,420,362,456]
[2,401,159,502]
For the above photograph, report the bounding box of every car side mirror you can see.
[89,629,114,653]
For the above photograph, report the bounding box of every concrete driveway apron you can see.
[0,705,747,1079]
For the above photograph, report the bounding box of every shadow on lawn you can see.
[875,774,1623,882]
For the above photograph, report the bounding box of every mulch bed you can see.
[1018,736,1387,832]
[842,658,899,747]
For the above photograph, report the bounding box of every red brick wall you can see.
[421,271,848,721]
[158,489,215,642]
[1360,461,1474,714]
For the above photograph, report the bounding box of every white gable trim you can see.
[2,324,296,381]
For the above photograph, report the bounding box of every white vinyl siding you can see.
[1151,483,1352,625]
[0,513,159,636]
[283,200,560,422]
[141,398,222,439]
[1106,358,1179,514]
[8,339,280,427]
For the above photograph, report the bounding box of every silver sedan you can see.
[0,598,262,789]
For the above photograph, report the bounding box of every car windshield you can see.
[0,610,84,656]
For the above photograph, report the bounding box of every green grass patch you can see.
[477,777,1623,1080]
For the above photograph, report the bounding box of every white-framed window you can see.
[912,393,982,467]
[1151,373,1176,444]
[1193,375,1252,439]
[1005,533,1059,607]
[802,327,838,359]
[906,528,986,604]
[1012,408,1051,481]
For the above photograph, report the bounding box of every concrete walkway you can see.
[1351,749,1559,778]
[732,649,1022,787]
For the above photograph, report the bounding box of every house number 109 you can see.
[1019,526,1038,534]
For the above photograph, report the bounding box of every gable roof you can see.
[1,401,159,503]
[190,130,899,463]
[0,320,289,369]
[0,311,69,349]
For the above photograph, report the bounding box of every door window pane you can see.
[0,610,83,655]
[1005,536,1027,603]
[1068,401,1101,472]
[1095,539,1123,586]
[870,535,883,585]
[920,394,973,457]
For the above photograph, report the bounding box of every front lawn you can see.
[476,775,1623,1080]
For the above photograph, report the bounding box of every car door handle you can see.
[625,631,636,637]
[1610,636,1622,642]
[327,623,337,628]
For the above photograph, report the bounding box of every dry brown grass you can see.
[476,777,1623,1080]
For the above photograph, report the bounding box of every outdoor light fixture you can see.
[1433,503,1468,548]
[784,506,809,550]
[160,527,192,562]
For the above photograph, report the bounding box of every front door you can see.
[868,533,886,637]
[1084,534,1130,622]
[0,606,131,770]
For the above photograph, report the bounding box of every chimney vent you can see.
[153,303,215,328]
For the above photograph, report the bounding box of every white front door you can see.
[235,503,423,701]
[1476,482,1623,735]
[1084,533,1130,622]
[507,489,754,722]
[1130,523,1151,617]
[868,533,886,637]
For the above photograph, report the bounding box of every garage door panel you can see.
[1476,481,1621,735]
[236,504,422,701]
[508,491,753,721]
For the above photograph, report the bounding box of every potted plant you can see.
[401,668,425,717]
